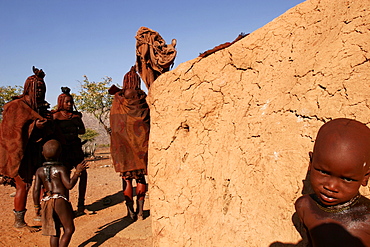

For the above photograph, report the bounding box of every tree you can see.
[0,85,23,121]
[79,128,99,143]
[73,75,113,136]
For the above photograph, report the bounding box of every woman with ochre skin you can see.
[52,87,87,216]
[0,67,51,232]
[295,118,370,246]
[109,66,150,221]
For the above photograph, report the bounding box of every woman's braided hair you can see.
[123,65,141,90]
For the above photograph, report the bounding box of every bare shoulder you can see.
[295,194,311,209]
[35,166,44,176]
[295,194,314,219]
[54,164,68,172]
[53,111,63,120]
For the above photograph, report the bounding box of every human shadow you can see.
[84,184,147,214]
[78,217,134,247]
[270,222,366,247]
[271,222,365,246]
[84,191,125,214]
[77,195,151,246]
[309,223,365,246]
[268,212,308,247]
[269,241,304,247]
[269,169,313,247]
[81,189,151,218]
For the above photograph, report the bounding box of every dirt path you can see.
[0,148,152,247]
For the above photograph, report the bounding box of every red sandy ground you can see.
[0,148,152,247]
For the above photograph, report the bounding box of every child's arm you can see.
[294,196,311,246]
[60,160,88,190]
[32,169,42,217]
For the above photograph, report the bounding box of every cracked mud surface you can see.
[145,0,370,245]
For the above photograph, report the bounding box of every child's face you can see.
[62,96,73,111]
[310,151,369,206]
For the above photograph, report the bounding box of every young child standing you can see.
[33,139,88,247]
[295,118,370,246]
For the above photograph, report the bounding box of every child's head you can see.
[42,139,62,161]
[309,118,370,206]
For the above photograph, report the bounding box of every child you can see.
[33,139,88,247]
[295,118,370,246]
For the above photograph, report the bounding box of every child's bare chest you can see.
[304,207,370,246]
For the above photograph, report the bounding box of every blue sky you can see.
[0,0,305,106]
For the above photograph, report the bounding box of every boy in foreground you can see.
[33,140,88,247]
[295,118,370,246]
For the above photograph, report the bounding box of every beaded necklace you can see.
[314,194,361,213]
[60,110,73,119]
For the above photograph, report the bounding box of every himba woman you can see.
[52,87,87,216]
[109,65,150,220]
[0,66,51,231]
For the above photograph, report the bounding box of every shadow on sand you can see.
[76,190,150,246]
[77,216,133,247]
[82,186,147,215]
[84,191,125,214]
[77,209,150,246]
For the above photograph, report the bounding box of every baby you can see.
[295,118,370,246]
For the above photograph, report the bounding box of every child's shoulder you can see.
[35,165,44,173]
[295,194,317,216]
[42,162,66,170]
[295,194,313,207]
[354,195,370,211]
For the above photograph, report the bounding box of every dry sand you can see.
[0,147,152,247]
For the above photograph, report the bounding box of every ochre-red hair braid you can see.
[14,66,46,110]
[123,65,141,90]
